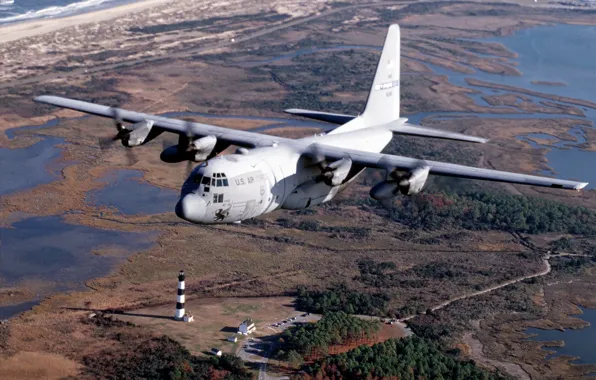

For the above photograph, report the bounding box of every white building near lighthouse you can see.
[238,318,255,335]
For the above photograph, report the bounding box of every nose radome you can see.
[175,194,206,223]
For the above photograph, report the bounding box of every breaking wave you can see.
[0,0,116,24]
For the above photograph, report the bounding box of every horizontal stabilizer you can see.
[284,108,356,125]
[386,120,488,144]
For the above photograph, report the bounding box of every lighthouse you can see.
[174,270,185,320]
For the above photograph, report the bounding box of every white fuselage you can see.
[175,123,393,224]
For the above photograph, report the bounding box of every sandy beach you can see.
[0,0,171,44]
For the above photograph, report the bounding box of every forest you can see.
[295,284,390,316]
[275,311,380,360]
[83,335,251,380]
[385,191,596,236]
[303,336,507,380]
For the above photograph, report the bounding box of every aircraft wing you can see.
[34,95,287,148]
[284,108,356,125]
[305,143,588,190]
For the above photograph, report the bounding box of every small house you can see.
[227,335,238,343]
[238,318,256,335]
[210,348,222,357]
[183,312,194,323]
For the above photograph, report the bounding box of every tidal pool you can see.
[0,215,156,318]
[87,169,179,215]
[525,307,596,365]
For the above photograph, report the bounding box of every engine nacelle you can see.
[369,165,430,200]
[282,180,337,210]
[125,120,154,147]
[160,145,185,163]
[190,135,217,161]
[398,165,430,196]
[160,135,218,163]
[321,158,352,187]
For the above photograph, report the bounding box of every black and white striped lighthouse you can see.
[174,270,185,320]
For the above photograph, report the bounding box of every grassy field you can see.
[2,1,596,379]
[114,296,304,355]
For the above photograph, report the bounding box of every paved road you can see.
[236,312,320,380]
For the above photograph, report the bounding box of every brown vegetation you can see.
[2,1,596,379]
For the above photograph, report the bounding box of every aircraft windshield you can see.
[193,172,230,195]
[200,173,229,188]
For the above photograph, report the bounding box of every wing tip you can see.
[33,95,60,104]
[575,182,589,191]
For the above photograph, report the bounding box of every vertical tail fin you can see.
[361,24,401,126]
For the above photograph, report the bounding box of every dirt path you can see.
[400,232,555,320]
[396,234,555,379]
[399,253,552,322]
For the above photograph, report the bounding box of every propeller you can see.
[371,168,401,211]
[183,120,194,180]
[305,144,330,183]
[378,198,395,212]
[98,107,138,166]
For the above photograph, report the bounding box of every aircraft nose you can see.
[175,194,206,223]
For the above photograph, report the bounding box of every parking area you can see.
[265,311,321,334]
[237,312,321,380]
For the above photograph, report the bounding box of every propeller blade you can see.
[125,147,138,166]
[183,119,193,144]
[162,137,175,151]
[306,145,327,169]
[110,107,125,132]
[378,198,395,212]
[185,119,193,137]
[186,160,193,177]
[98,136,116,150]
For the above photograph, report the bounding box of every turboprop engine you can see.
[160,135,217,163]
[319,158,352,187]
[124,120,154,147]
[369,165,430,200]
[98,111,162,165]
[189,135,217,161]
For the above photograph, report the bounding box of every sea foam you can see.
[0,0,115,24]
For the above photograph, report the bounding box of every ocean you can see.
[0,0,136,25]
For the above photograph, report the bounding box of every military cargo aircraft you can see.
[34,24,588,224]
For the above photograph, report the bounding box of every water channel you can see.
[525,307,596,365]
[1,24,595,329]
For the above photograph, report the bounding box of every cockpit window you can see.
[197,174,229,190]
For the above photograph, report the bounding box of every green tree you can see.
[286,350,304,368]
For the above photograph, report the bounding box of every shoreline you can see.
[0,0,171,44]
